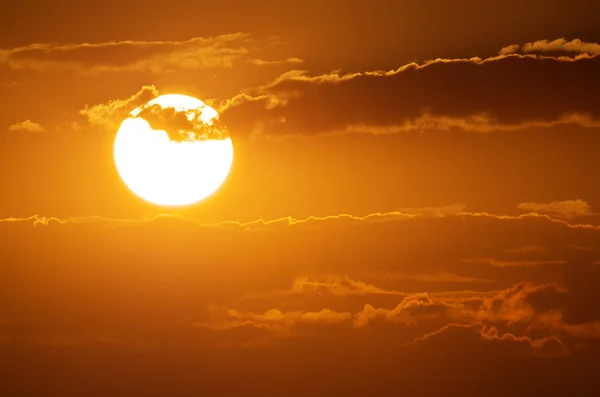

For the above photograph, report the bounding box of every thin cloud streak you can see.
[2,205,600,233]
[0,33,253,74]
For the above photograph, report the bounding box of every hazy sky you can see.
[2,1,600,396]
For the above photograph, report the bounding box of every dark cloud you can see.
[413,322,569,358]
[220,47,600,138]
[500,38,600,56]
[78,85,231,140]
[353,293,472,328]
[133,103,229,141]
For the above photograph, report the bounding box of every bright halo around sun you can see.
[113,94,234,206]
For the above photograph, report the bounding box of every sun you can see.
[113,94,234,206]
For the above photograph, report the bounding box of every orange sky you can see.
[2,1,600,396]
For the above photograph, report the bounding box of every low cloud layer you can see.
[3,202,600,395]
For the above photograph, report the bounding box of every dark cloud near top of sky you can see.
[221,54,600,137]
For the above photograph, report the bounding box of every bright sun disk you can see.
[113,94,234,206]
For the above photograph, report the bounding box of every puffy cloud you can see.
[288,275,406,297]
[197,276,600,350]
[474,279,600,340]
[79,85,159,129]
[199,307,352,331]
[500,38,600,56]
[8,120,45,133]
[132,102,229,141]
[517,199,594,219]
[353,293,473,328]
[478,282,568,324]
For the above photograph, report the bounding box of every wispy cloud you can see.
[3,203,600,233]
[461,258,567,268]
[219,39,600,139]
[249,57,303,66]
[79,85,159,129]
[0,34,252,74]
[8,120,45,133]
[517,199,594,219]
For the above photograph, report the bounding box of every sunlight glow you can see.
[114,94,234,206]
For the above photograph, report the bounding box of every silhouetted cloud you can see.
[499,38,600,56]
[461,258,567,267]
[413,323,569,358]
[219,40,600,138]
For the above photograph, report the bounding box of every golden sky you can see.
[2,1,600,396]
